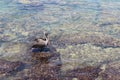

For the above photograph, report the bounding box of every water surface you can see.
[0,0,120,79]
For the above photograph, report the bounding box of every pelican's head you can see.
[44,32,49,38]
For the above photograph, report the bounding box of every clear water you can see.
[0,0,120,41]
[0,0,120,79]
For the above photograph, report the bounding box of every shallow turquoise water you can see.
[0,0,120,79]
[0,0,120,62]
[0,0,120,42]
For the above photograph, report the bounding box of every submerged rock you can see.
[100,61,120,80]
[64,66,101,80]
[18,0,36,4]
[0,42,29,61]
[26,63,61,80]
[15,42,62,80]
[16,52,62,80]
[57,33,120,48]
[0,59,23,76]
[31,52,54,62]
[18,0,44,11]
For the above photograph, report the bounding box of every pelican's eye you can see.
[34,39,38,41]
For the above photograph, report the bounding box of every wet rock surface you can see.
[56,33,120,48]
[100,61,120,80]
[0,33,120,80]
[0,59,23,76]
[0,40,119,80]
[12,41,103,80]
[64,66,101,80]
[14,40,62,80]
[17,45,102,80]
[31,52,54,62]
[26,63,61,80]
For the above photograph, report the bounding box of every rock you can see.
[72,78,78,80]
[100,61,120,80]
[27,63,61,80]
[15,43,62,80]
[65,66,101,80]
[18,0,32,4]
[57,34,120,48]
[31,52,54,62]
[0,59,23,75]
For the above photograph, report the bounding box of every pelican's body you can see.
[32,32,49,49]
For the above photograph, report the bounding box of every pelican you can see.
[32,32,49,49]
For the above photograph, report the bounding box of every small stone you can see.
[100,64,106,72]
[21,32,29,36]
[72,78,78,80]
[18,0,31,4]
